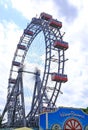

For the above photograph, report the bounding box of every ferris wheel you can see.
[2,12,68,127]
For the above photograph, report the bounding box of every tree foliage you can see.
[82,107,88,114]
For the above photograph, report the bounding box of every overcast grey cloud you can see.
[54,0,78,22]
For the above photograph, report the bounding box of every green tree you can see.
[82,107,88,114]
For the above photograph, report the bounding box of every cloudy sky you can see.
[0,0,88,115]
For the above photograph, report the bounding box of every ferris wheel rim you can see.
[8,13,67,119]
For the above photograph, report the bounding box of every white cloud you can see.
[49,0,88,108]
[10,0,56,20]
[0,21,22,112]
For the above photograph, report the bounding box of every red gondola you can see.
[9,78,16,84]
[24,29,33,36]
[40,12,52,21]
[49,19,62,28]
[53,40,68,50]
[12,61,20,67]
[17,44,26,50]
[51,73,68,82]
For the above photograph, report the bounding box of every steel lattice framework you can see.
[2,12,68,127]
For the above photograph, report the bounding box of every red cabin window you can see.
[12,61,20,67]
[49,19,62,28]
[53,40,68,50]
[24,29,33,36]
[9,78,16,84]
[17,44,26,50]
[51,73,68,82]
[40,12,52,21]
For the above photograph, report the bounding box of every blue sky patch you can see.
[0,3,28,29]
